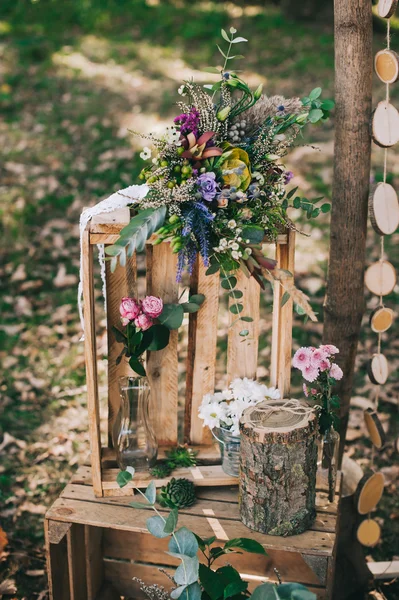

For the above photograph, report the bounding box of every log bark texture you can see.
[323,0,373,461]
[239,403,317,536]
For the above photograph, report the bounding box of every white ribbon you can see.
[78,183,149,339]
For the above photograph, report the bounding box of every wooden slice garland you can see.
[378,0,398,19]
[375,49,399,84]
[372,101,399,148]
[357,518,381,547]
[369,182,399,235]
[365,260,397,296]
[370,306,394,332]
[364,409,386,449]
[367,353,389,385]
[356,472,385,515]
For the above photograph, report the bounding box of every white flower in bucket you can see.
[198,378,280,476]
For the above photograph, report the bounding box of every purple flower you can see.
[197,172,218,202]
[284,171,294,184]
[174,107,200,136]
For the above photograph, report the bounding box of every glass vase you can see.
[316,426,340,507]
[112,375,158,471]
[212,427,240,477]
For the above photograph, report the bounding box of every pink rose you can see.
[320,344,339,356]
[329,363,343,381]
[120,297,141,322]
[292,347,312,370]
[135,312,153,331]
[302,364,319,383]
[141,295,163,318]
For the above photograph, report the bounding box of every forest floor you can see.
[0,2,398,599]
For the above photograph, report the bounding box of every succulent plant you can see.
[165,445,198,469]
[149,462,173,479]
[158,477,196,509]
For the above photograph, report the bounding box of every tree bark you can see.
[239,404,318,535]
[323,0,373,461]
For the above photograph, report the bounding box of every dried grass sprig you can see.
[263,267,318,322]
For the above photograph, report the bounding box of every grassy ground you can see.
[0,1,398,598]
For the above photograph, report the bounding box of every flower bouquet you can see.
[292,344,343,502]
[115,293,204,376]
[105,28,333,331]
[198,377,280,475]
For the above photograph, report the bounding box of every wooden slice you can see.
[375,50,399,84]
[372,101,399,148]
[370,306,394,333]
[365,260,396,296]
[364,409,386,449]
[367,353,389,385]
[357,518,381,547]
[378,0,398,18]
[356,472,385,515]
[369,183,399,235]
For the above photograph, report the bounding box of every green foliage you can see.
[158,477,197,509]
[301,88,335,124]
[283,187,331,220]
[105,206,167,272]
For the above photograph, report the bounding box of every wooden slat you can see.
[227,270,260,382]
[85,526,104,600]
[46,497,335,556]
[270,229,295,397]
[146,243,179,445]
[82,228,103,497]
[67,524,87,600]
[89,208,131,233]
[101,444,220,468]
[185,259,220,445]
[105,253,137,443]
[45,519,71,600]
[368,560,399,579]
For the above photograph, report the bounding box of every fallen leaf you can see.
[53,265,77,288]
[0,579,17,595]
[26,570,45,577]
[0,526,8,553]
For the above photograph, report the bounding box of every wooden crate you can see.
[83,209,296,497]
[45,466,340,600]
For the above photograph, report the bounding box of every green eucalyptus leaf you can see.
[147,324,170,351]
[229,303,243,314]
[116,469,133,488]
[206,263,220,275]
[146,515,170,538]
[129,357,146,377]
[163,508,178,534]
[189,294,205,305]
[277,583,317,600]
[221,276,237,290]
[145,480,156,504]
[293,197,301,209]
[250,583,279,600]
[241,225,265,244]
[228,290,243,299]
[174,556,199,586]
[181,302,201,313]
[240,316,253,322]
[286,186,298,199]
[112,326,127,343]
[239,329,249,337]
[169,527,199,558]
[158,304,184,330]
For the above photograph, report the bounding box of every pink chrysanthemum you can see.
[329,363,343,381]
[319,358,331,372]
[292,347,312,370]
[310,348,329,368]
[302,364,320,383]
[320,344,340,356]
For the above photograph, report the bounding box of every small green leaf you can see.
[239,329,249,337]
[217,44,228,59]
[230,304,243,314]
[158,304,184,330]
[204,66,222,74]
[231,36,248,43]
[311,208,320,218]
[112,326,127,343]
[224,538,267,555]
[240,316,253,322]
[206,263,220,275]
[169,527,199,558]
[286,186,298,199]
[221,28,231,43]
[147,324,170,351]
[293,197,301,209]
[309,87,322,101]
[224,580,248,599]
[295,303,307,315]
[308,108,323,123]
[163,508,178,534]
[321,203,331,213]
[221,276,237,290]
[321,99,335,110]
[181,302,201,313]
[145,480,156,504]
[189,294,205,305]
[146,515,170,538]
[228,290,243,299]
[281,291,291,307]
[117,470,133,488]
[129,357,146,377]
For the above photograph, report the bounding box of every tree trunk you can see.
[323,0,373,461]
[239,402,318,535]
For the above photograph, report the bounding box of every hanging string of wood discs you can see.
[358,0,399,548]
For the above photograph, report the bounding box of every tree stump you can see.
[239,400,318,536]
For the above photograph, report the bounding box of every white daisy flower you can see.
[140,146,152,160]
[198,401,226,430]
[227,219,236,229]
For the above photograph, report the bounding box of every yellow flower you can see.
[220,147,251,191]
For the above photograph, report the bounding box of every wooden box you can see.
[82,209,296,497]
[45,466,340,600]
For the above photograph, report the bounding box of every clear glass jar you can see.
[212,427,240,477]
[112,375,158,471]
[316,426,340,507]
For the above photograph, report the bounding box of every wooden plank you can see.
[85,526,103,600]
[146,243,179,445]
[60,484,337,534]
[368,560,399,579]
[82,228,103,497]
[89,208,131,234]
[103,559,326,598]
[101,464,238,489]
[227,270,260,382]
[101,444,220,468]
[46,497,335,555]
[67,523,87,600]
[46,520,72,544]
[185,259,220,445]
[105,253,137,443]
[45,519,71,600]
[270,229,295,397]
